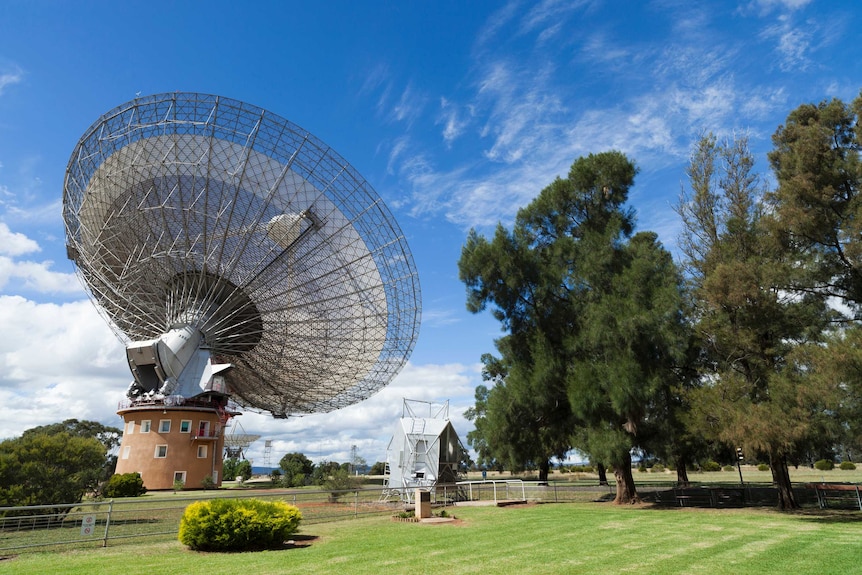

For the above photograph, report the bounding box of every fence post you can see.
[354,490,358,517]
[102,500,114,548]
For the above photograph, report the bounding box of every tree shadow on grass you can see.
[283,534,318,549]
[185,534,319,554]
[793,509,862,524]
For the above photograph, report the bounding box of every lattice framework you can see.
[63,92,421,416]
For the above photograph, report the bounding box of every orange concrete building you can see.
[115,394,230,490]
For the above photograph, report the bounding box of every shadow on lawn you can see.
[794,509,862,524]
[283,534,319,549]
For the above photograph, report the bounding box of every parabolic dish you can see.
[63,92,421,416]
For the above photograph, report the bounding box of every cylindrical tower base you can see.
[115,398,226,490]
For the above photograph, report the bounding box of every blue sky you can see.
[1,0,860,466]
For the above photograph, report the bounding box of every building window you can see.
[159,420,171,433]
[141,420,151,433]
[126,421,134,434]
[180,420,191,433]
[155,445,168,458]
[197,421,210,437]
[197,445,207,458]
[122,446,131,460]
[174,471,186,485]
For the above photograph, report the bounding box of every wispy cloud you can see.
[477,61,565,164]
[391,83,427,126]
[520,0,592,35]
[0,65,23,96]
[762,15,813,72]
[752,0,812,12]
[438,97,470,146]
[421,308,461,328]
[474,1,520,52]
[389,1,825,235]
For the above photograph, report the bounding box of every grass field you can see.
[4,501,861,575]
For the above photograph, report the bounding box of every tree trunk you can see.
[770,454,799,510]
[538,459,550,483]
[613,452,640,504]
[675,455,690,486]
[596,463,608,486]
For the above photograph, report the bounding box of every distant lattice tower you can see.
[62,93,421,489]
[264,440,273,468]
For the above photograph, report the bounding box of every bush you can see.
[270,469,282,484]
[651,463,665,473]
[201,475,216,490]
[702,461,721,472]
[178,498,302,551]
[814,459,834,471]
[757,463,769,472]
[103,472,147,498]
[839,461,857,470]
[722,465,735,472]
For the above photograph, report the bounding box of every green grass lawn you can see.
[5,502,861,575]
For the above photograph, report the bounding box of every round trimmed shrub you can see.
[839,461,856,470]
[103,472,147,498]
[722,465,735,472]
[702,460,721,472]
[179,498,302,551]
[814,459,834,471]
[757,463,769,472]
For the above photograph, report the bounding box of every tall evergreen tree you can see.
[768,93,862,311]
[677,133,831,509]
[460,151,687,503]
[768,92,862,462]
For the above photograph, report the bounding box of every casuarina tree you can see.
[677,133,833,509]
[460,151,687,503]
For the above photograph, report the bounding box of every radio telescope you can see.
[63,92,421,489]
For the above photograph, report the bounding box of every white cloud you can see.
[0,255,83,295]
[232,361,482,465]
[0,221,40,256]
[0,295,127,440]
[0,224,82,295]
[0,289,482,464]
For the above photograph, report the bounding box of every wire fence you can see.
[0,480,835,556]
[0,487,399,555]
